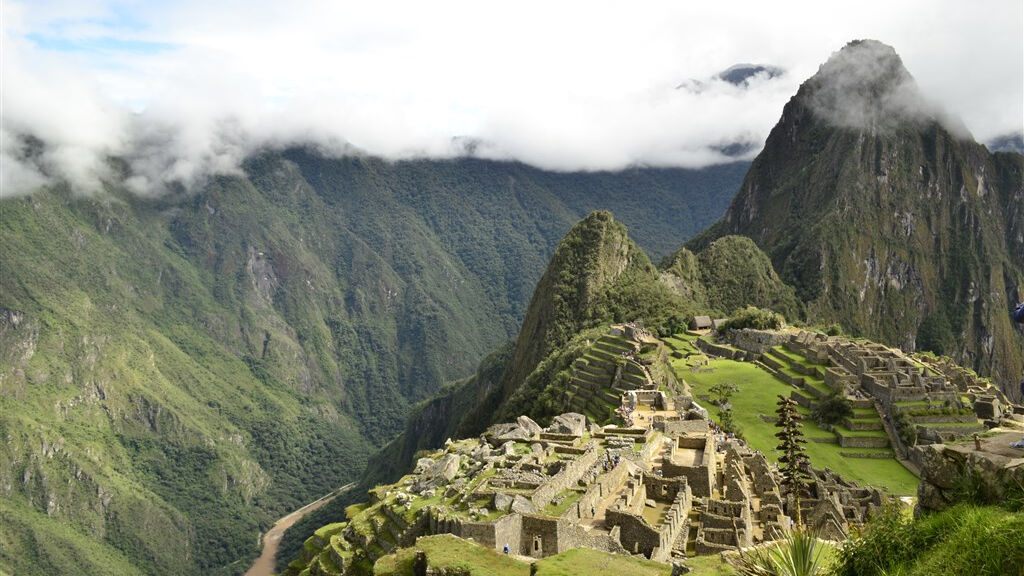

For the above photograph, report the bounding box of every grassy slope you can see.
[835,504,1024,576]
[679,358,918,495]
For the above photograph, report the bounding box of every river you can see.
[244,482,356,576]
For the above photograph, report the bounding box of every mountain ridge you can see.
[691,39,1024,394]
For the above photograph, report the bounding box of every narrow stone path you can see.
[245,482,357,576]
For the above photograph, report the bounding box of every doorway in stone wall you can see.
[532,536,542,558]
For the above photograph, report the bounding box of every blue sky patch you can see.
[26,33,177,55]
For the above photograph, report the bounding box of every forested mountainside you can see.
[0,152,745,576]
[277,208,797,567]
[692,40,1024,394]
[280,40,1024,568]
[354,214,796,509]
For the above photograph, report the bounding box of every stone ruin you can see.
[295,395,889,576]
[290,326,918,576]
[730,329,1010,451]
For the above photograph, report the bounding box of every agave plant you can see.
[735,530,828,576]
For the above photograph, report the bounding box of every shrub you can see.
[833,503,1024,576]
[810,393,853,426]
[723,306,785,331]
[735,529,828,576]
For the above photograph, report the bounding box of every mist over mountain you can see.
[3,2,1024,570]
[692,39,1024,394]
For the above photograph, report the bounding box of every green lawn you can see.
[770,345,828,369]
[534,547,671,576]
[544,489,585,516]
[676,358,919,495]
[683,554,737,575]
[374,535,530,576]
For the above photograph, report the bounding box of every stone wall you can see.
[825,367,856,392]
[530,442,601,509]
[651,489,691,562]
[836,434,890,448]
[663,435,716,497]
[605,509,660,557]
[520,515,560,558]
[696,338,744,360]
[488,513,522,553]
[565,459,631,522]
[643,475,688,503]
[731,329,789,354]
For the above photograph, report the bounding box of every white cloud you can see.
[1,0,1021,195]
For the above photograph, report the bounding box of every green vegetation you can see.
[810,394,854,426]
[696,237,802,321]
[373,534,529,576]
[723,306,786,331]
[533,546,672,576]
[678,359,917,495]
[775,397,812,522]
[735,530,833,576]
[659,237,802,323]
[689,40,1024,393]
[832,504,1024,576]
[0,153,746,576]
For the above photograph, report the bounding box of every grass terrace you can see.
[373,534,529,576]
[676,358,917,495]
[544,489,585,516]
[534,546,672,576]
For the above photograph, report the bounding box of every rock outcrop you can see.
[914,429,1024,513]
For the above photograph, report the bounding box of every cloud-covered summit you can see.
[801,40,965,136]
[1,1,1020,197]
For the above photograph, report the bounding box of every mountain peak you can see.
[799,39,931,131]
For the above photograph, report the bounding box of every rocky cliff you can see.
[691,40,1024,395]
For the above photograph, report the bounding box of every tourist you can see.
[503,544,510,555]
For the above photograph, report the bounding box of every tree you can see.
[810,393,853,426]
[709,382,739,406]
[710,381,741,435]
[775,395,811,526]
[722,306,785,331]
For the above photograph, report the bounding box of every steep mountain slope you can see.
[280,211,824,568]
[0,151,744,575]
[691,40,1024,394]
[355,213,798,504]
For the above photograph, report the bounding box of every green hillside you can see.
[0,154,745,575]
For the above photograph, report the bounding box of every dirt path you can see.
[245,482,356,576]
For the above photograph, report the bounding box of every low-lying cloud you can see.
[1,1,1021,197]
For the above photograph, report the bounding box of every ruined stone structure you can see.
[733,330,997,451]
[289,327,895,576]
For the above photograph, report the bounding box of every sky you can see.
[1,0,1022,195]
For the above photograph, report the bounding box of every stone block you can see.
[549,413,587,437]
[511,495,535,514]
[517,415,543,436]
[494,493,513,512]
